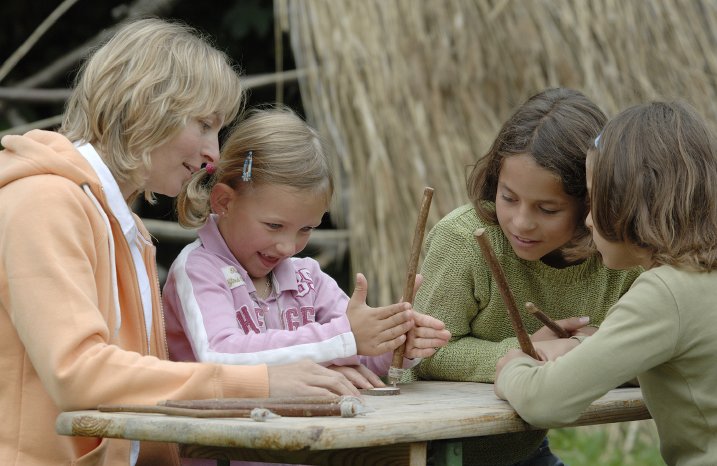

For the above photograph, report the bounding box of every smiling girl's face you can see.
[495,153,583,267]
[212,182,327,280]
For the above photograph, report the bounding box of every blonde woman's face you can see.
[495,153,583,266]
[146,115,223,197]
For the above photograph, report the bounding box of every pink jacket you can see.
[0,131,269,466]
[163,216,408,375]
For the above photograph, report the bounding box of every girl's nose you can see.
[276,240,295,257]
[513,208,536,231]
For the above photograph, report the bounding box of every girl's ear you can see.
[210,183,235,216]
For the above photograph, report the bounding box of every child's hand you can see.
[495,348,543,391]
[404,313,451,359]
[533,338,580,361]
[531,316,591,342]
[326,364,384,389]
[268,359,360,397]
[347,273,413,356]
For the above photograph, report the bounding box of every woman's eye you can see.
[198,119,212,131]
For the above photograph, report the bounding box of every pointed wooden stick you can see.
[388,187,434,386]
[473,228,539,360]
[525,302,570,338]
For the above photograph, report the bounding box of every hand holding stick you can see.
[388,187,434,386]
[473,228,540,360]
[525,302,570,338]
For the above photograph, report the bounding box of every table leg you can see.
[408,441,428,466]
[432,440,462,466]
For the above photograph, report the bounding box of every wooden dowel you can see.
[99,400,364,418]
[388,187,434,385]
[160,400,345,413]
[473,228,539,360]
[99,404,257,418]
[525,302,570,338]
[158,396,342,409]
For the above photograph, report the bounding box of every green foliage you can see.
[548,421,665,466]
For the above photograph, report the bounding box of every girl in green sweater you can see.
[411,88,641,465]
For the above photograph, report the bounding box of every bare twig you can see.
[0,0,80,84]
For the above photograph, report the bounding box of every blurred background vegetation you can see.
[1,2,674,463]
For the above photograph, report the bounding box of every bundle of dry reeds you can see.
[280,0,717,304]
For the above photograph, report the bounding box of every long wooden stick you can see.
[98,404,262,419]
[388,187,434,385]
[158,396,343,409]
[99,398,365,418]
[525,302,570,338]
[473,228,539,359]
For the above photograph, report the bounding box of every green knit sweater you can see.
[408,204,641,465]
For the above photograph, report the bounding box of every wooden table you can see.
[56,381,650,465]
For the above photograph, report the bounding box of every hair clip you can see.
[594,132,602,149]
[242,151,253,182]
[200,162,216,175]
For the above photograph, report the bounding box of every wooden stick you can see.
[99,404,259,418]
[473,228,539,359]
[388,187,434,385]
[158,396,343,409]
[99,399,364,418]
[525,302,570,338]
[159,399,345,412]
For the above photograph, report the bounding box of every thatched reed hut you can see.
[280,0,717,304]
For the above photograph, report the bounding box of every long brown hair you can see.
[589,100,717,271]
[467,87,606,259]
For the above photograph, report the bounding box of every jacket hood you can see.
[0,130,101,192]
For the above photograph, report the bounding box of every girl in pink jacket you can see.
[163,106,450,389]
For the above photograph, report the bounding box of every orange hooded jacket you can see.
[0,130,269,465]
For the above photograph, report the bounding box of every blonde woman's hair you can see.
[590,100,717,271]
[177,105,334,227]
[61,18,244,202]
